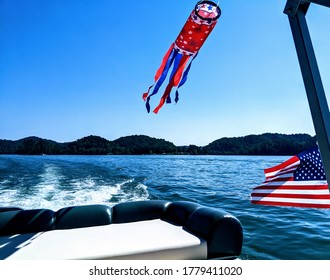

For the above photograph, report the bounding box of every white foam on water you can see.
[46,179,149,211]
[1,189,20,206]
[1,164,150,211]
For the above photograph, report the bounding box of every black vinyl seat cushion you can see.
[0,200,243,259]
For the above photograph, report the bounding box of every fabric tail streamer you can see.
[142,1,221,114]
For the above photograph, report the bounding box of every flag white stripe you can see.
[265,161,300,177]
[265,173,294,180]
[252,189,330,195]
[265,166,298,177]
[259,180,327,186]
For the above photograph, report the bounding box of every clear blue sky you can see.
[1,0,330,146]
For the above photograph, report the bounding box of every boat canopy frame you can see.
[284,0,330,190]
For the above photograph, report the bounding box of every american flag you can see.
[251,146,330,208]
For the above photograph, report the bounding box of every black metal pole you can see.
[309,0,330,8]
[285,3,330,189]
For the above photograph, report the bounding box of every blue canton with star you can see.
[294,147,326,181]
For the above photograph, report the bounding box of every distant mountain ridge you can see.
[0,133,317,155]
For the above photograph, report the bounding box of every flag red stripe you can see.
[251,200,330,208]
[254,185,328,190]
[251,193,330,199]
[264,156,299,174]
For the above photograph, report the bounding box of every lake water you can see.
[1,154,330,260]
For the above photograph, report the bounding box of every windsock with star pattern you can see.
[142,1,221,114]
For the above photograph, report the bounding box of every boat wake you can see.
[0,158,150,211]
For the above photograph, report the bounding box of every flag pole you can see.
[284,0,330,191]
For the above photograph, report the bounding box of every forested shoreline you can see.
[0,133,316,156]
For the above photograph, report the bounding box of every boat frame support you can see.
[284,0,330,189]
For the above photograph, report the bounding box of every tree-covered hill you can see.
[2,137,63,155]
[66,135,113,155]
[202,133,316,155]
[0,133,317,155]
[112,135,177,154]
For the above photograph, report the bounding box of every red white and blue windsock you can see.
[142,1,221,114]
